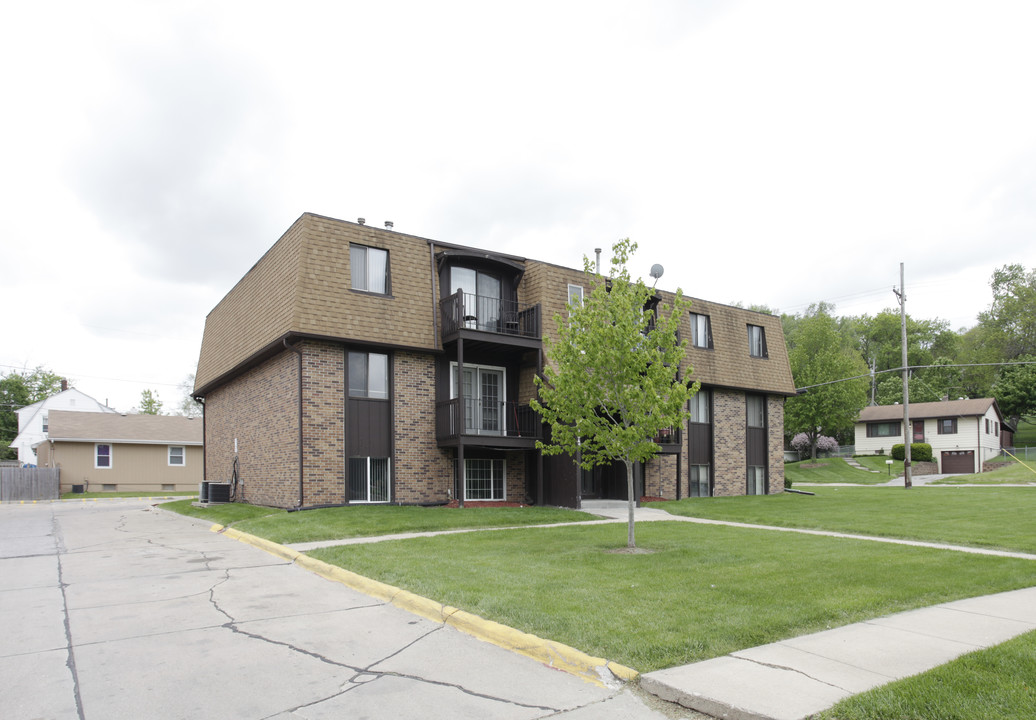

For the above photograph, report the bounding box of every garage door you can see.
[941,450,974,474]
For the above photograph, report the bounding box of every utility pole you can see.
[893,263,912,489]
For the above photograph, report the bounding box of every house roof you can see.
[857,398,1001,423]
[44,410,203,445]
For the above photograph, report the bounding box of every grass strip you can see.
[649,486,1036,554]
[816,629,1036,720]
[785,458,897,485]
[308,521,1036,673]
[163,501,597,543]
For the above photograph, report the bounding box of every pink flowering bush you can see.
[791,433,839,457]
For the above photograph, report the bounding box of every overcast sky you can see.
[3,0,1035,413]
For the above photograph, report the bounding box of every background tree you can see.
[0,367,65,461]
[176,373,202,418]
[784,310,868,458]
[137,389,163,415]
[993,357,1036,423]
[978,264,1036,359]
[532,239,694,549]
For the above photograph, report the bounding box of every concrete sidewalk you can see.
[640,586,1036,720]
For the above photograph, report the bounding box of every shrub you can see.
[791,433,839,456]
[784,477,793,489]
[891,443,932,462]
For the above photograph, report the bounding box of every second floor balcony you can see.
[436,398,542,446]
[440,291,541,345]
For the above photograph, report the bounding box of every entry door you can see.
[913,420,925,442]
[453,365,504,435]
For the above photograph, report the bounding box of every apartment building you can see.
[194,213,796,509]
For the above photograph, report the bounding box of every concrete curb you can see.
[210,523,638,687]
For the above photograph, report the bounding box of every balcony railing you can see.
[440,291,540,340]
[653,426,682,447]
[436,399,542,442]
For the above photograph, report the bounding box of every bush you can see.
[891,443,933,462]
[791,433,839,456]
[784,477,793,489]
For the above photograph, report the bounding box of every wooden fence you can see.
[0,467,60,501]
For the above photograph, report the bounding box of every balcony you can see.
[653,426,682,454]
[440,291,540,345]
[436,399,542,447]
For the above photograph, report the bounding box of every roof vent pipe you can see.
[357,218,365,225]
[385,221,394,230]
[594,248,602,274]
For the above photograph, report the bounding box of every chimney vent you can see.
[61,378,68,392]
[385,221,394,230]
[357,217,366,225]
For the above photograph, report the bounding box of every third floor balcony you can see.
[440,291,541,346]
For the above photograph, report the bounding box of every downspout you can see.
[196,396,206,485]
[284,338,304,509]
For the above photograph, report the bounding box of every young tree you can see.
[137,389,163,415]
[978,264,1036,359]
[785,311,868,460]
[176,373,202,418]
[531,239,695,549]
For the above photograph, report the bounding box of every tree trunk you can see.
[624,458,636,548]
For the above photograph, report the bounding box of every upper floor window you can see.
[567,284,584,307]
[349,352,389,399]
[746,395,765,428]
[748,325,767,358]
[95,443,112,469]
[41,413,48,433]
[689,390,710,423]
[690,313,712,349]
[867,421,900,438]
[995,422,999,437]
[168,446,185,466]
[938,418,957,435]
[350,244,389,294]
[985,418,990,433]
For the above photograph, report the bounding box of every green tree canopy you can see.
[532,238,695,548]
[0,367,64,460]
[979,264,1036,360]
[993,357,1036,421]
[137,389,163,415]
[785,310,868,458]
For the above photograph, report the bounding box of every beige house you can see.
[194,212,796,509]
[854,398,1010,474]
[35,411,203,493]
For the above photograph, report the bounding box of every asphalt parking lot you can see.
[0,499,696,720]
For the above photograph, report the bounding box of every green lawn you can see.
[817,629,1036,720]
[648,486,1036,554]
[163,501,596,543]
[309,522,1036,673]
[1013,416,1036,447]
[785,457,899,485]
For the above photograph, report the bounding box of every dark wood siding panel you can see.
[688,423,712,464]
[347,399,391,456]
[747,427,767,466]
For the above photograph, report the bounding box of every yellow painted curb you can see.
[211,525,638,686]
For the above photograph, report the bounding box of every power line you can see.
[795,361,1036,393]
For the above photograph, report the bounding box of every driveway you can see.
[0,500,695,719]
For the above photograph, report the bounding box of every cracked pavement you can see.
[0,500,705,720]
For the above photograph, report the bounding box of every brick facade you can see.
[197,213,795,508]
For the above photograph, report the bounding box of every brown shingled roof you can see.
[857,398,999,423]
[46,410,203,444]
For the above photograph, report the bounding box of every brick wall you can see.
[645,454,678,498]
[204,349,299,509]
[394,351,454,503]
[300,341,346,505]
[767,395,786,494]
[712,389,747,496]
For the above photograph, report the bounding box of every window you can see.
[746,395,765,428]
[450,267,501,330]
[168,446,185,466]
[938,418,957,435]
[689,391,710,423]
[464,458,505,501]
[350,244,389,294]
[985,418,990,434]
[747,466,766,495]
[567,284,584,307]
[689,465,710,497]
[349,457,390,502]
[95,444,112,469]
[349,352,389,399]
[42,414,48,433]
[748,325,767,358]
[451,362,506,435]
[867,422,901,438]
[995,422,999,437]
[690,313,712,349]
